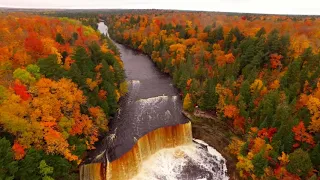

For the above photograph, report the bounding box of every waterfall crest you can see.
[80,122,192,180]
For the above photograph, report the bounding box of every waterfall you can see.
[81,22,229,180]
[132,139,228,180]
[80,122,228,180]
[80,122,193,180]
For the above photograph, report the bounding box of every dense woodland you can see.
[0,13,126,179]
[1,9,320,179]
[106,11,320,179]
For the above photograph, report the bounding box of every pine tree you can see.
[39,160,54,180]
[287,148,313,177]
[72,47,95,79]
[258,91,280,127]
[224,29,233,52]
[67,63,83,86]
[310,144,320,170]
[267,29,281,53]
[272,102,291,128]
[215,26,224,42]
[89,42,103,64]
[255,27,266,37]
[17,148,43,180]
[55,33,65,45]
[272,123,294,154]
[201,78,218,110]
[239,80,251,105]
[113,61,125,84]
[37,55,66,80]
[252,150,268,177]
[0,138,18,180]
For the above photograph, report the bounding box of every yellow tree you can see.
[307,96,320,133]
[250,79,264,93]
[183,93,193,112]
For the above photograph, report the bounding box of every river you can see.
[81,22,228,180]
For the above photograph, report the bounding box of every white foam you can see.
[137,95,168,106]
[127,80,141,104]
[172,96,178,110]
[131,80,141,89]
[138,95,168,104]
[98,22,110,37]
[93,150,106,162]
[131,140,228,180]
[193,139,226,161]
[172,96,178,102]
[165,110,172,119]
[108,127,117,145]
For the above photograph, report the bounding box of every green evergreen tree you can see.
[258,91,280,127]
[224,29,233,52]
[255,27,266,37]
[55,33,65,44]
[252,150,268,177]
[72,32,78,41]
[215,26,224,41]
[281,59,302,101]
[89,42,104,64]
[72,47,95,79]
[287,148,313,177]
[239,80,251,105]
[267,29,281,53]
[42,155,72,179]
[0,138,18,180]
[272,102,291,128]
[310,144,320,170]
[17,148,43,180]
[67,63,84,86]
[201,78,218,110]
[272,123,294,154]
[103,82,118,115]
[39,160,54,180]
[37,55,66,80]
[113,61,125,84]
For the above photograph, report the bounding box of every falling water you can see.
[79,22,228,180]
[131,139,228,180]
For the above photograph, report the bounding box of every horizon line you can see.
[1,6,320,16]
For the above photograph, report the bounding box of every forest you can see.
[105,11,320,179]
[0,13,126,179]
[1,9,320,179]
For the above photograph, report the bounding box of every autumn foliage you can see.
[0,13,126,178]
[292,121,315,148]
[106,10,320,179]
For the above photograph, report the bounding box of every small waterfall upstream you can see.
[79,22,228,180]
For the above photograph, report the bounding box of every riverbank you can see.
[183,110,240,180]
